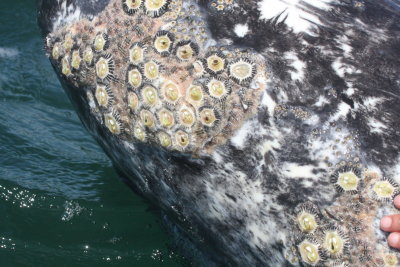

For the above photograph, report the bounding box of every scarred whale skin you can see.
[37,0,400,266]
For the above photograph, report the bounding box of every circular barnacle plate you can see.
[198,106,219,129]
[383,253,398,266]
[174,129,191,150]
[83,46,94,66]
[95,84,114,108]
[93,33,109,52]
[127,91,140,111]
[153,30,174,56]
[174,40,199,61]
[96,54,115,82]
[192,60,205,77]
[205,52,226,75]
[143,0,170,17]
[129,42,146,65]
[322,228,348,258]
[298,240,321,266]
[369,177,398,202]
[127,65,143,89]
[228,58,256,85]
[294,202,320,234]
[206,77,230,100]
[142,60,160,81]
[52,42,62,60]
[63,33,74,53]
[71,50,81,70]
[330,166,362,194]
[178,104,196,128]
[140,84,159,107]
[186,83,204,106]
[104,111,122,135]
[61,56,72,76]
[122,0,143,15]
[133,124,147,141]
[161,80,181,104]
[139,109,156,128]
[157,131,172,148]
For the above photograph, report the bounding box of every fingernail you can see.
[389,233,400,246]
[381,216,392,230]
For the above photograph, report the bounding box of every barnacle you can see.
[331,167,361,194]
[129,42,145,64]
[175,41,199,61]
[141,85,158,106]
[298,240,321,266]
[140,109,155,127]
[52,42,61,60]
[187,84,204,104]
[370,178,398,202]
[205,53,225,75]
[61,56,72,76]
[199,108,217,127]
[127,66,143,88]
[158,108,175,128]
[228,58,255,85]
[95,54,115,82]
[63,34,74,52]
[143,60,160,81]
[175,130,190,148]
[127,92,139,110]
[178,105,196,127]
[322,230,347,257]
[83,46,94,65]
[158,131,172,148]
[133,125,146,141]
[154,31,174,56]
[104,111,122,135]
[122,0,142,15]
[383,254,398,266]
[71,50,81,70]
[143,0,170,17]
[206,77,230,100]
[161,80,180,103]
[93,33,109,52]
[95,84,113,107]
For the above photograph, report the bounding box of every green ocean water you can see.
[0,1,184,266]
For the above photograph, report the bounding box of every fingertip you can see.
[394,195,400,209]
[381,216,393,231]
[388,232,400,249]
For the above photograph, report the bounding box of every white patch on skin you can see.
[261,91,277,114]
[362,97,385,111]
[282,163,315,179]
[329,102,351,122]
[367,117,387,134]
[332,57,357,78]
[257,0,331,33]
[230,119,260,149]
[53,0,82,31]
[314,96,329,107]
[0,47,19,58]
[234,23,249,37]
[285,51,305,81]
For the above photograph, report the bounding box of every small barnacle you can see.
[140,109,155,127]
[52,42,61,60]
[192,60,205,77]
[322,229,348,258]
[95,84,113,107]
[129,42,145,64]
[61,56,72,76]
[154,31,174,56]
[158,108,175,128]
[228,58,256,85]
[175,130,190,148]
[71,50,81,70]
[158,131,172,148]
[175,40,199,61]
[83,46,94,66]
[205,52,226,75]
[186,84,204,103]
[133,125,146,141]
[96,54,115,82]
[63,33,74,52]
[383,253,398,266]
[161,80,180,104]
[122,0,142,15]
[144,0,170,17]
[143,60,160,81]
[331,168,361,194]
[298,240,321,266]
[178,105,196,127]
[199,107,217,127]
[206,77,230,100]
[141,85,158,106]
[127,66,143,88]
[104,111,122,135]
[371,178,398,202]
[297,212,318,234]
[93,33,109,52]
[128,92,139,110]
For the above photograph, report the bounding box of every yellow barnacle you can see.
[128,92,139,110]
[94,34,107,52]
[71,50,81,70]
[129,45,144,64]
[104,113,121,135]
[83,47,93,65]
[144,61,159,80]
[134,126,146,141]
[96,58,109,80]
[158,132,172,148]
[338,171,359,191]
[207,79,226,98]
[384,254,398,266]
[188,84,203,102]
[297,212,317,233]
[128,69,142,88]
[163,81,180,102]
[323,231,344,256]
[206,54,225,73]
[175,130,189,148]
[229,59,254,83]
[200,108,216,126]
[154,35,172,53]
[145,0,167,11]
[177,44,194,60]
[125,0,142,9]
[193,60,204,76]
[140,110,155,127]
[63,34,74,52]
[158,109,174,128]
[298,241,320,265]
[142,86,158,106]
[373,181,395,198]
[95,85,110,107]
[52,43,61,60]
[61,57,71,76]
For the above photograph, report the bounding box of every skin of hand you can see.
[380,195,400,249]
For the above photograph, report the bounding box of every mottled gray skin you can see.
[37,0,400,266]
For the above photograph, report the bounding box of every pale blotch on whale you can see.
[41,0,400,266]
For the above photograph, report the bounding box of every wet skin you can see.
[381,195,400,249]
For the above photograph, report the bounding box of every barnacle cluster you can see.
[291,166,400,266]
[45,0,267,154]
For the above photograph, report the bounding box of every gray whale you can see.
[37,0,400,266]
